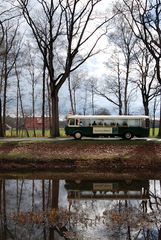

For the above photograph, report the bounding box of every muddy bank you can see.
[0,140,160,172]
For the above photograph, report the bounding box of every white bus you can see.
[65,115,150,140]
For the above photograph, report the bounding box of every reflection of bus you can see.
[65,179,149,200]
[65,115,150,140]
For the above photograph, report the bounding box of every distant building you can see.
[24,117,51,129]
[24,117,66,129]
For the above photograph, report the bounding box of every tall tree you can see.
[108,13,137,115]
[16,0,116,137]
[94,51,136,115]
[87,77,97,115]
[0,27,4,137]
[0,23,20,136]
[26,43,39,137]
[101,53,124,115]
[68,70,83,114]
[0,1,22,137]
[15,62,30,137]
[134,44,159,116]
[117,0,161,136]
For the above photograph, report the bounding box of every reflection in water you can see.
[0,177,160,239]
[65,179,149,200]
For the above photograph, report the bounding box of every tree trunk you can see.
[73,89,76,114]
[152,96,157,136]
[117,62,122,115]
[42,63,46,137]
[3,75,7,136]
[91,86,95,115]
[124,59,130,115]
[155,59,161,138]
[51,90,59,138]
[143,100,149,116]
[32,78,36,137]
[16,84,19,137]
[15,64,29,137]
[0,99,4,137]
[158,97,161,138]
[83,88,88,115]
[68,76,75,114]
[46,76,52,135]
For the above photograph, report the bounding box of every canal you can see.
[0,172,160,240]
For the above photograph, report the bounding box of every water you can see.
[0,174,160,240]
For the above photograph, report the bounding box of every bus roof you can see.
[67,115,149,120]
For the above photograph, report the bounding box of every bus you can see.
[64,114,150,140]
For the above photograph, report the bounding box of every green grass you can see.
[5,127,159,138]
[149,128,159,137]
[5,128,66,138]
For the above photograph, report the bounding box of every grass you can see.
[5,127,160,138]
[5,128,66,138]
[149,128,159,137]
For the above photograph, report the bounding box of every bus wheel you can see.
[123,132,133,140]
[74,132,82,140]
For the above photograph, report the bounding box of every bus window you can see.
[103,120,109,126]
[98,121,103,126]
[128,119,139,127]
[122,121,128,127]
[78,119,90,126]
[92,121,97,126]
[69,119,75,126]
[110,122,116,126]
[76,119,79,125]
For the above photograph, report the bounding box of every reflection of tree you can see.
[49,180,59,240]
[2,180,7,240]
[0,180,12,240]
[16,179,24,213]
[147,180,161,239]
[103,200,155,240]
[42,180,47,240]
[2,179,161,239]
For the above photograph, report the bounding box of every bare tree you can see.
[101,53,124,115]
[26,43,39,137]
[117,0,161,135]
[15,0,116,137]
[0,23,20,136]
[86,77,98,115]
[15,62,30,137]
[68,70,84,114]
[107,13,138,115]
[134,44,159,116]
[82,83,89,115]
[94,51,136,115]
[0,70,3,136]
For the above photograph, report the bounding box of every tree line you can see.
[0,0,160,137]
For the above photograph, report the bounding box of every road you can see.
[0,137,160,142]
